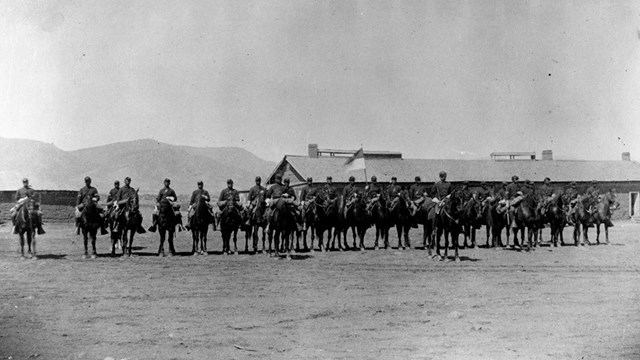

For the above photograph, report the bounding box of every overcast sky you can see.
[1,0,639,162]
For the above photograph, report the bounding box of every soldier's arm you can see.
[189,191,196,205]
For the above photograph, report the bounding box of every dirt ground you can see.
[0,221,639,360]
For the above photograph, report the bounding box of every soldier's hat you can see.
[415,176,421,182]
[348,176,355,181]
[591,180,597,184]
[570,181,577,187]
[227,179,233,184]
[125,176,131,181]
[307,177,313,182]
[22,178,28,183]
[326,176,332,181]
[255,176,261,181]
[114,180,120,185]
[391,176,397,181]
[84,176,91,182]
[371,176,377,181]
[439,171,447,177]
[164,178,171,183]
[197,180,203,185]
[544,177,550,182]
[512,175,519,181]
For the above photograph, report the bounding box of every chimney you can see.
[542,150,553,161]
[308,144,319,158]
[622,152,631,161]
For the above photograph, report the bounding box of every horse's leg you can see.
[233,229,239,255]
[442,229,449,260]
[453,231,460,261]
[167,230,176,256]
[351,226,357,249]
[383,226,390,250]
[396,224,403,250]
[158,230,166,256]
[91,229,97,258]
[374,225,380,250]
[261,226,267,253]
[595,223,601,245]
[605,224,610,245]
[583,223,589,246]
[82,229,89,258]
[18,232,26,258]
[128,231,135,256]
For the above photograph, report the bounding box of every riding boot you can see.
[36,214,46,235]
[605,219,614,227]
[148,214,158,232]
[136,224,147,234]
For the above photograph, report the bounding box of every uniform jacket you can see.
[431,181,452,199]
[156,186,177,203]
[190,189,211,205]
[77,186,100,206]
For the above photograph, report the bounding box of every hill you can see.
[0,138,275,194]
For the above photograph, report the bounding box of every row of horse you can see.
[13,189,616,260]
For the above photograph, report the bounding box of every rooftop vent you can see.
[308,144,319,158]
[542,150,553,161]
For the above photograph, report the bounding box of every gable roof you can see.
[267,155,640,184]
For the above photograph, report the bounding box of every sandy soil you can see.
[0,222,639,360]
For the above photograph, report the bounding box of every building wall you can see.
[0,190,77,206]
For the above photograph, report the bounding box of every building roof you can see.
[267,155,640,184]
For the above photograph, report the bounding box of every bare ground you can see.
[0,222,639,360]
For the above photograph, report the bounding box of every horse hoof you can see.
[234,251,239,255]
[605,242,610,246]
[439,256,445,261]
[454,257,460,262]
[360,247,364,252]
[91,254,97,259]
[374,246,379,251]
[158,252,164,257]
[192,252,198,256]
[82,254,88,259]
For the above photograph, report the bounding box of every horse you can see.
[301,197,318,251]
[432,195,462,261]
[157,198,179,256]
[457,195,482,249]
[572,196,592,246]
[79,199,103,259]
[315,194,343,251]
[412,197,436,254]
[219,198,243,255]
[387,192,412,250]
[190,196,213,255]
[592,194,618,245]
[118,191,144,257]
[544,196,565,247]
[14,198,38,259]
[512,195,540,251]
[267,197,295,258]
[369,197,390,250]
[343,193,369,251]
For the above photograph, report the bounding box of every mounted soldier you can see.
[148,178,179,233]
[584,180,600,211]
[386,176,402,200]
[266,174,297,221]
[431,171,452,213]
[115,177,146,234]
[341,176,360,218]
[106,180,120,219]
[323,176,339,202]
[365,175,384,215]
[562,182,580,225]
[186,180,213,231]
[300,177,320,228]
[408,176,425,216]
[11,178,45,235]
[458,181,473,203]
[247,176,266,212]
[536,177,555,215]
[76,176,107,235]
[218,179,243,211]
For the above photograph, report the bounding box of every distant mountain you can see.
[0,138,275,194]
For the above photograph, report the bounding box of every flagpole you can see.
[362,146,367,186]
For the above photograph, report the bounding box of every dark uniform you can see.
[300,184,320,202]
[431,180,452,200]
[156,186,177,203]
[148,181,179,233]
[116,185,138,207]
[107,187,119,204]
[77,185,100,207]
[476,184,491,202]
[458,185,473,203]
[267,182,288,199]
[408,183,425,202]
[386,183,403,199]
[190,189,211,206]
[505,182,520,200]
[248,184,266,204]
[323,183,339,201]
[365,182,383,200]
[219,187,240,208]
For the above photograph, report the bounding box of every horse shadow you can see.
[442,255,481,262]
[33,254,67,260]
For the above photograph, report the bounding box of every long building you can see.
[267,144,640,220]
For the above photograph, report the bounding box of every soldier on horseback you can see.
[106,180,120,220]
[115,177,146,234]
[218,179,244,212]
[300,177,320,228]
[11,178,45,235]
[248,176,266,210]
[365,176,383,216]
[386,177,402,199]
[563,182,580,225]
[266,174,298,221]
[186,180,213,231]
[76,176,107,235]
[536,177,555,215]
[408,176,425,216]
[342,176,361,218]
[431,171,452,213]
[148,178,179,232]
[323,176,339,201]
